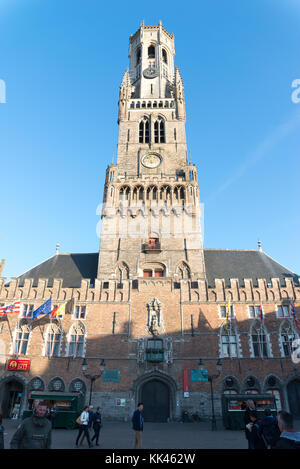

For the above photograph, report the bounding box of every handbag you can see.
[76,415,82,425]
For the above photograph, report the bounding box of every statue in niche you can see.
[147,298,163,336]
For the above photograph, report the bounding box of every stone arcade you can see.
[0,22,300,422]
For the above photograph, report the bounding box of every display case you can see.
[222,393,277,430]
[22,391,85,429]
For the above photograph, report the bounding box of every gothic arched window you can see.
[162,49,168,64]
[148,45,155,59]
[154,117,165,143]
[280,320,297,357]
[220,326,239,358]
[67,322,85,357]
[136,47,141,64]
[139,117,150,143]
[251,321,269,358]
[13,323,31,355]
[44,322,62,357]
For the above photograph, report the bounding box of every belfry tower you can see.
[97,21,206,283]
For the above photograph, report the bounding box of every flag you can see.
[226,299,231,329]
[65,298,75,315]
[290,302,299,327]
[0,301,21,316]
[258,303,264,324]
[32,298,52,320]
[51,303,66,319]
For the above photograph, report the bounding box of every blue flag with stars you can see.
[32,298,52,320]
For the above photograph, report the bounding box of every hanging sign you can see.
[183,369,189,397]
[8,359,30,371]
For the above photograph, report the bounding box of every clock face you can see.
[142,153,161,169]
[143,67,158,79]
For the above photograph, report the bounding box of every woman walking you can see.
[75,406,93,448]
[91,407,102,446]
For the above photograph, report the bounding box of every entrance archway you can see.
[287,379,300,418]
[1,379,24,418]
[141,379,169,422]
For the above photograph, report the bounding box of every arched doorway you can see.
[1,379,24,418]
[141,379,170,422]
[287,379,300,418]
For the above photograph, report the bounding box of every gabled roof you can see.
[14,249,298,289]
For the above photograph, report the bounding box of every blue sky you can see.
[0,0,300,280]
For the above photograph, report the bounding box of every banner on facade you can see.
[8,359,30,371]
[183,369,189,397]
[102,370,120,382]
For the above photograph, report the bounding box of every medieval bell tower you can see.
[97,21,206,283]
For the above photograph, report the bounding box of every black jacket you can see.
[93,412,102,430]
[248,423,266,449]
[244,408,257,439]
[88,410,94,428]
[258,416,281,448]
[132,409,143,431]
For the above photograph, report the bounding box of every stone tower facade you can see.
[97,21,206,283]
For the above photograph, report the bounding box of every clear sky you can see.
[0,0,300,280]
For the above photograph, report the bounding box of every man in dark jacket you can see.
[244,400,257,449]
[132,402,143,449]
[275,411,300,449]
[258,409,281,448]
[10,401,52,449]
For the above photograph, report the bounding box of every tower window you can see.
[154,117,165,143]
[139,117,150,143]
[162,49,167,64]
[136,47,141,64]
[148,45,155,59]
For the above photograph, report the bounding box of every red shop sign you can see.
[8,359,30,372]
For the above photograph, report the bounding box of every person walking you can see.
[75,406,93,449]
[79,405,94,446]
[275,411,300,449]
[132,402,144,449]
[244,400,257,449]
[10,401,52,449]
[0,410,4,450]
[91,407,102,446]
[49,404,58,429]
[258,408,281,449]
[246,413,265,449]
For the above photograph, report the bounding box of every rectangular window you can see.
[46,333,61,357]
[74,306,86,319]
[277,305,290,318]
[220,305,234,318]
[221,335,237,358]
[252,333,268,358]
[69,335,84,357]
[23,304,34,318]
[14,332,29,355]
[249,306,261,318]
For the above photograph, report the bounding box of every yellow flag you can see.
[226,299,231,329]
[51,303,66,319]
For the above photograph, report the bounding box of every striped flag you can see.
[0,301,21,316]
[51,302,66,319]
[290,302,299,327]
[258,303,264,324]
[226,299,231,329]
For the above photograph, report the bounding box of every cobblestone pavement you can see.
[3,418,249,449]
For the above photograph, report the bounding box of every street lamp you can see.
[82,358,106,406]
[199,358,222,431]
